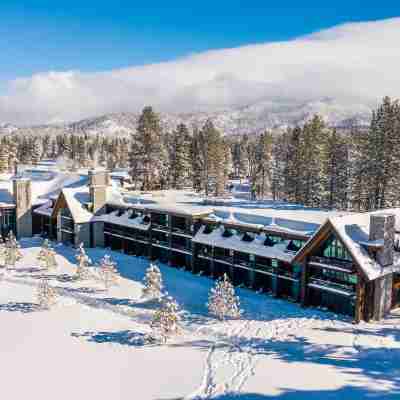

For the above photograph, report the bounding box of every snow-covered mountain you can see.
[0,97,372,137]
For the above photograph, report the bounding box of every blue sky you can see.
[1,1,399,81]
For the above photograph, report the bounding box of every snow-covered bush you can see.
[3,231,22,268]
[98,254,120,289]
[151,294,181,343]
[36,279,58,309]
[208,273,242,320]
[142,263,163,300]
[37,239,57,270]
[75,243,93,280]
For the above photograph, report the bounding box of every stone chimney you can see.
[89,169,109,215]
[369,213,395,267]
[13,178,32,238]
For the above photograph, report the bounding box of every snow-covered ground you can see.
[1,238,399,399]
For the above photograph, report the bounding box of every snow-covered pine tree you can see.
[151,294,181,343]
[321,129,350,210]
[37,239,57,270]
[30,138,41,165]
[36,279,58,309]
[362,97,400,210]
[129,106,167,190]
[0,138,9,173]
[193,119,225,196]
[297,115,326,207]
[208,273,242,320]
[77,136,89,168]
[4,231,22,268]
[98,254,120,289]
[169,123,192,189]
[142,263,163,300]
[284,126,302,203]
[7,137,18,173]
[75,243,93,280]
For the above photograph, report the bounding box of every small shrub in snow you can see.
[151,294,181,343]
[3,231,22,268]
[36,279,58,309]
[142,263,163,300]
[37,239,57,270]
[208,273,242,321]
[98,254,120,290]
[75,243,93,280]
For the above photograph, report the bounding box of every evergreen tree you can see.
[129,106,166,190]
[30,138,41,165]
[98,254,120,289]
[321,129,350,209]
[208,273,242,320]
[151,294,181,343]
[169,123,192,189]
[0,138,9,173]
[7,137,18,173]
[193,119,225,196]
[75,243,93,280]
[297,115,326,207]
[142,263,163,300]
[3,232,22,268]
[37,239,57,270]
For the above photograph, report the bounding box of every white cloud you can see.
[1,17,400,125]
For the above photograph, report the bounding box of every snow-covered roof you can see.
[328,210,400,281]
[33,201,53,217]
[145,204,214,217]
[294,209,400,281]
[60,187,93,224]
[94,210,150,231]
[193,225,295,263]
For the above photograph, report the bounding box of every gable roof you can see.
[52,188,93,224]
[294,211,400,281]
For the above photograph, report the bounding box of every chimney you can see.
[13,178,32,238]
[369,213,395,267]
[89,169,109,215]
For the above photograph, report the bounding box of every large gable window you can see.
[322,235,352,262]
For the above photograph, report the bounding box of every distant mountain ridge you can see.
[0,97,372,137]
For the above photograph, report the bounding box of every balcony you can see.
[254,263,276,276]
[309,256,354,273]
[308,277,356,297]
[171,241,192,254]
[276,268,300,281]
[214,253,233,265]
[171,226,192,237]
[151,223,169,232]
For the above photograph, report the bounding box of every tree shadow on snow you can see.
[71,330,154,347]
[0,302,40,313]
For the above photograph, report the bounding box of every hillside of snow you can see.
[0,97,371,137]
[0,238,399,399]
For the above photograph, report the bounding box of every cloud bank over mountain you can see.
[0,17,399,125]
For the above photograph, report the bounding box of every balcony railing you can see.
[308,277,356,296]
[171,226,192,236]
[214,254,233,264]
[309,256,354,272]
[152,239,170,248]
[234,259,251,268]
[171,242,192,253]
[277,268,300,281]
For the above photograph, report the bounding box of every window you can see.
[322,235,352,261]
